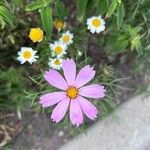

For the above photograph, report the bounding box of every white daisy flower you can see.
[48,58,63,70]
[49,41,67,57]
[17,47,38,64]
[60,31,74,46]
[87,15,105,34]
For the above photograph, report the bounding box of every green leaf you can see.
[86,0,95,13]
[117,2,125,29]
[0,16,6,29]
[113,34,129,52]
[97,0,108,15]
[25,0,54,11]
[122,24,143,55]
[77,0,88,22]
[12,0,23,6]
[131,36,143,55]
[40,6,53,39]
[106,0,118,18]
[0,5,13,26]
[55,0,68,21]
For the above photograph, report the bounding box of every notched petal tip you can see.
[74,122,81,127]
[63,58,75,64]
[51,116,59,123]
[86,65,95,74]
[99,85,106,97]
[44,70,51,76]
[71,119,83,127]
[90,114,98,120]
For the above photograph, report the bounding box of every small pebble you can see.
[58,130,64,137]
[28,124,32,130]
[64,139,68,143]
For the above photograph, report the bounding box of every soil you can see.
[0,111,71,150]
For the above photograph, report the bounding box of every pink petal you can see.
[62,59,76,86]
[44,69,68,90]
[69,100,83,126]
[51,97,69,123]
[77,96,98,120]
[39,92,66,107]
[79,84,106,98]
[74,65,95,88]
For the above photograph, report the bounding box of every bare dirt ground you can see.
[0,111,70,150]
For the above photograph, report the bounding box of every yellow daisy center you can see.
[55,19,64,30]
[92,19,101,27]
[63,35,70,43]
[29,28,43,42]
[54,59,60,65]
[23,51,32,59]
[55,46,63,55]
[66,86,78,99]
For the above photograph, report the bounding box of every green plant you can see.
[0,0,149,133]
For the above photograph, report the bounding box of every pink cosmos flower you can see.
[39,59,106,126]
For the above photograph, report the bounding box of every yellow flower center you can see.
[63,35,70,43]
[54,19,64,30]
[92,19,101,27]
[29,28,43,42]
[55,46,63,55]
[23,51,32,59]
[54,59,60,65]
[66,86,78,99]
